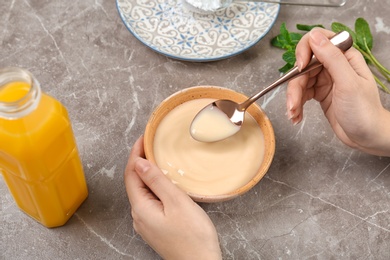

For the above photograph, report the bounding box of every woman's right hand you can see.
[286,28,390,156]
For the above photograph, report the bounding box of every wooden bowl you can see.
[144,86,275,202]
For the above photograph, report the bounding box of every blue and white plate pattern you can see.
[116,0,280,62]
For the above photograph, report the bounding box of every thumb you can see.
[134,158,190,204]
[308,29,356,84]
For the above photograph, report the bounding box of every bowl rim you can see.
[144,85,275,203]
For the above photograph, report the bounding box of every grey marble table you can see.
[1,0,389,259]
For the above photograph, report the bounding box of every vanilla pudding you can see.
[190,103,241,142]
[153,98,265,196]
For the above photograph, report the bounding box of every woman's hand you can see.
[124,136,222,260]
[287,28,390,156]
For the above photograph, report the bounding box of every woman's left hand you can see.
[124,136,222,260]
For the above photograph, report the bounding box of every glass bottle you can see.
[0,67,88,228]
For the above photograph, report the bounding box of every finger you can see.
[286,73,308,120]
[291,112,303,125]
[124,135,144,192]
[287,56,325,120]
[124,136,159,207]
[345,47,376,84]
[308,29,357,86]
[295,28,336,71]
[287,72,323,123]
[134,158,191,207]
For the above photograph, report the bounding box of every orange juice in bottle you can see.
[0,67,88,228]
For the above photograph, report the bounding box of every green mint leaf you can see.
[280,22,292,45]
[282,50,296,65]
[272,19,390,94]
[271,23,294,50]
[289,33,303,47]
[331,22,357,43]
[355,17,373,51]
[272,23,303,73]
[279,62,294,73]
[271,35,288,49]
[296,24,325,31]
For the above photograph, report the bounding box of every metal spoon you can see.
[183,0,347,14]
[190,31,353,142]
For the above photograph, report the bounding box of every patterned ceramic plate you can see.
[116,0,280,62]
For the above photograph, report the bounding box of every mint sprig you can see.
[271,18,390,93]
[270,23,303,72]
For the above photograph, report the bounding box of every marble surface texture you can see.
[1,0,390,259]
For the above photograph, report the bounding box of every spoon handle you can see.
[232,0,347,7]
[239,31,353,110]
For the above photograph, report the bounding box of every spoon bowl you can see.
[190,31,353,142]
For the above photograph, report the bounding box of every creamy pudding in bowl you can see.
[144,86,275,202]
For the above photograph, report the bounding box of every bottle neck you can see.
[0,67,42,119]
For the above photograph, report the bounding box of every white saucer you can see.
[116,0,280,62]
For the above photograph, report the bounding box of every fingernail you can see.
[135,158,151,174]
[286,97,295,119]
[295,54,303,72]
[289,110,299,120]
[287,97,294,111]
[287,110,293,120]
[310,30,328,46]
[292,117,299,126]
